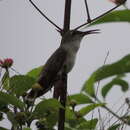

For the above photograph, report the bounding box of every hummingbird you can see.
[26,29,99,100]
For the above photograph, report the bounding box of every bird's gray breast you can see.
[62,40,81,73]
[64,51,76,73]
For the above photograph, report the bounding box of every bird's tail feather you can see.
[26,83,53,101]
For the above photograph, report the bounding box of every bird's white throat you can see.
[61,39,83,73]
[62,39,82,54]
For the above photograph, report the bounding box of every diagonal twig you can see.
[29,0,62,31]
[84,0,91,23]
[74,4,122,30]
[10,67,22,75]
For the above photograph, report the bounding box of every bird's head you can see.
[61,29,100,44]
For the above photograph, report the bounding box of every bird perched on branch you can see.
[26,29,99,100]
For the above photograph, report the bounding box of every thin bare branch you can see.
[29,0,62,31]
[74,4,121,30]
[84,0,91,23]
[90,51,109,130]
[103,51,109,64]
[11,67,21,75]
[104,102,126,126]
[96,97,130,126]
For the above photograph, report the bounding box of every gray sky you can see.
[0,0,130,129]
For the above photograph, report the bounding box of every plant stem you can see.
[58,0,71,129]
[58,70,67,130]
[63,0,72,33]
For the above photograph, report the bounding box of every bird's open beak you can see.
[83,29,100,36]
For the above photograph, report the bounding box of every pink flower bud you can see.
[108,0,126,5]
[0,60,4,66]
[0,58,13,68]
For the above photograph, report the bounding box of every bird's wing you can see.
[38,47,67,88]
[27,47,67,98]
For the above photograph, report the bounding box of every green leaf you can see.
[0,112,3,121]
[46,112,59,128]
[0,127,8,130]
[68,93,93,105]
[102,77,129,98]
[77,118,98,130]
[23,128,32,130]
[10,75,35,96]
[7,111,18,126]
[66,117,87,129]
[27,66,43,79]
[89,10,130,26]
[34,99,63,117]
[0,92,25,110]
[78,103,105,116]
[0,99,6,108]
[1,71,10,90]
[65,123,77,130]
[82,74,96,97]
[82,54,130,96]
[66,107,76,120]
[108,124,120,130]
[0,101,8,112]
[93,54,130,81]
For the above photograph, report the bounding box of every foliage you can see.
[82,54,130,97]
[0,4,130,130]
[89,9,130,26]
[0,53,130,129]
[101,76,129,98]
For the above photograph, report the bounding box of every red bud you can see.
[0,58,13,68]
[108,0,126,5]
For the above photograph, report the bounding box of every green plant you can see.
[0,52,130,129]
[0,0,130,129]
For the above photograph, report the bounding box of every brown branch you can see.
[29,0,62,31]
[57,0,72,130]
[63,0,72,33]
[58,69,67,130]
[74,4,122,30]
